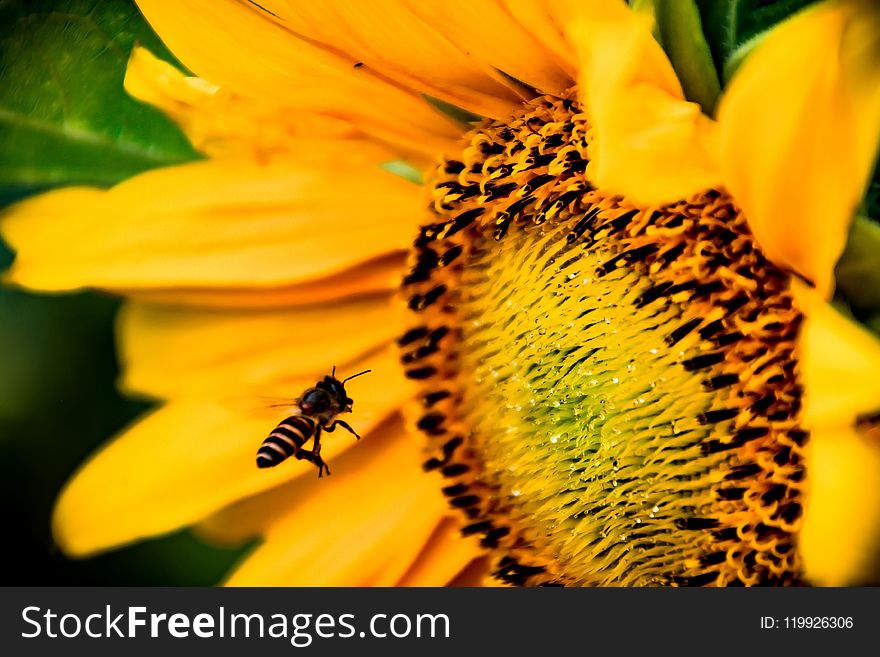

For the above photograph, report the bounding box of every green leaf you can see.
[423,95,483,127]
[863,168,880,223]
[653,0,721,115]
[694,0,738,75]
[832,165,880,328]
[0,0,200,192]
[835,214,880,318]
[695,0,819,83]
[720,30,770,83]
[380,160,424,185]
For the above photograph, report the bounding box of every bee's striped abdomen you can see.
[256,415,317,468]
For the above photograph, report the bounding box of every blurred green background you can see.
[0,251,248,585]
[0,0,247,585]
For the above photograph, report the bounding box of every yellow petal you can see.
[2,157,424,292]
[119,295,405,398]
[397,518,484,587]
[799,424,880,585]
[125,48,369,159]
[224,419,446,586]
[502,1,577,76]
[718,0,880,296]
[243,0,521,120]
[403,0,574,97]
[196,416,413,545]
[450,558,495,586]
[794,282,880,427]
[564,0,720,204]
[135,0,461,156]
[126,253,405,309]
[52,349,410,556]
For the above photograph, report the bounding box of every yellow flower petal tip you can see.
[718,0,880,295]
[794,282,880,427]
[125,46,220,107]
[800,424,880,586]
[0,187,105,292]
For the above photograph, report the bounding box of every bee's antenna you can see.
[331,365,336,378]
[342,369,372,384]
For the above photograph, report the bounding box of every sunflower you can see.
[2,0,879,586]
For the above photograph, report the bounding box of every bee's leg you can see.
[295,449,331,478]
[326,419,361,440]
[312,427,331,476]
[313,425,323,456]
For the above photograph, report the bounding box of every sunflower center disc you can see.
[400,94,806,586]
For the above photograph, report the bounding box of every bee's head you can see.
[317,375,347,401]
[298,387,333,415]
[322,369,370,408]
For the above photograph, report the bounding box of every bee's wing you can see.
[256,395,299,409]
[219,392,297,417]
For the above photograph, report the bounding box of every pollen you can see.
[400,94,806,586]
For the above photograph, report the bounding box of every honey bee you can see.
[256,367,370,477]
